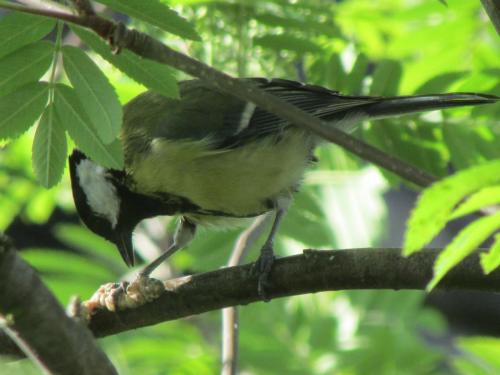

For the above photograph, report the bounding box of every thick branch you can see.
[86,248,496,338]
[0,236,117,374]
[481,0,500,35]
[0,1,436,188]
[2,247,498,360]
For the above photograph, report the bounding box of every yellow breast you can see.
[128,130,314,217]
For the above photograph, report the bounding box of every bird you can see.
[68,78,498,305]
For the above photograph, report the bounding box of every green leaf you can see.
[0,12,55,59]
[254,34,321,53]
[32,104,67,188]
[62,46,122,144]
[252,12,339,37]
[71,26,179,99]
[53,84,124,169]
[415,71,466,94]
[428,210,500,290]
[95,0,200,40]
[370,59,402,96]
[450,185,500,219]
[0,41,53,97]
[404,159,500,255]
[480,234,500,274]
[0,82,48,139]
[347,53,369,95]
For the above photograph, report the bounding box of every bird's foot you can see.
[252,243,275,301]
[83,275,164,313]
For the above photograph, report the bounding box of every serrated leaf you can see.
[254,34,321,53]
[450,185,500,219]
[62,46,122,143]
[0,82,48,139]
[71,26,179,99]
[0,41,53,98]
[480,234,500,274]
[53,84,123,169]
[95,0,200,40]
[404,160,500,256]
[428,211,500,290]
[370,59,402,96]
[32,104,67,188]
[0,12,55,59]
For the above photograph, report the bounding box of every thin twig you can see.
[222,215,271,375]
[481,0,500,35]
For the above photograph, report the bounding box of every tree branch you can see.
[0,1,437,188]
[84,248,496,338]
[222,215,271,375]
[0,236,117,374]
[2,247,498,359]
[481,0,500,35]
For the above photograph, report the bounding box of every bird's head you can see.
[68,150,137,267]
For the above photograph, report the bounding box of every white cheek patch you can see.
[76,159,120,228]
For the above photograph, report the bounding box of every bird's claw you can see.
[252,244,275,301]
[83,275,164,314]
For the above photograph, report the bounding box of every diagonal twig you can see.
[0,0,436,188]
[222,215,271,375]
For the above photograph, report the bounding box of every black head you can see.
[68,150,200,268]
[69,150,137,267]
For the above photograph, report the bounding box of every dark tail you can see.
[362,93,498,119]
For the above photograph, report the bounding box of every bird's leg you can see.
[253,204,288,300]
[140,217,197,277]
[84,218,196,312]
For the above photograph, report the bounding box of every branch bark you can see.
[481,0,500,35]
[84,248,496,338]
[0,236,117,375]
[2,247,498,360]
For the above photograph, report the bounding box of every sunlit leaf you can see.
[455,336,500,374]
[0,12,55,59]
[0,82,48,139]
[95,0,200,40]
[0,41,53,97]
[450,185,500,219]
[428,211,500,290]
[404,159,500,255]
[480,234,500,274]
[71,26,179,99]
[32,103,67,188]
[53,84,124,169]
[62,46,122,144]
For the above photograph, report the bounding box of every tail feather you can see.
[361,93,499,120]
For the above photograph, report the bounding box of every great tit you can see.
[68,78,498,297]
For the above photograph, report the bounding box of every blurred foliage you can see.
[0,0,499,374]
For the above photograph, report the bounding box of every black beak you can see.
[115,231,135,267]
